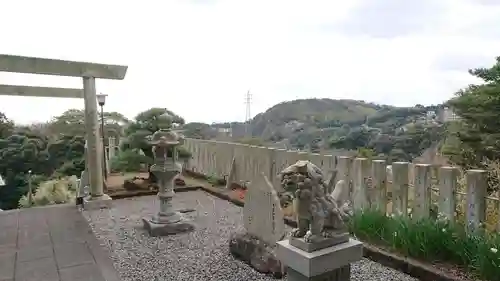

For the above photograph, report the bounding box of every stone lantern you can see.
[142,129,195,236]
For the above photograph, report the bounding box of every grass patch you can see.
[206,173,226,186]
[18,176,78,208]
[349,209,500,281]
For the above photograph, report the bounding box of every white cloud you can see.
[0,0,499,125]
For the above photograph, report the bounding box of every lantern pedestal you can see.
[142,169,194,236]
[142,217,195,236]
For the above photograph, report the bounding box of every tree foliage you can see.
[0,110,91,209]
[0,107,195,209]
[47,109,130,138]
[329,122,445,163]
[0,124,86,209]
[443,57,500,179]
[121,108,190,183]
[181,122,210,139]
[0,112,14,139]
[110,149,151,173]
[122,108,185,151]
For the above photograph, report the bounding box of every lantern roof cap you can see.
[150,129,181,146]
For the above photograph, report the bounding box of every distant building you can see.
[217,127,232,134]
[439,107,461,122]
[215,127,232,140]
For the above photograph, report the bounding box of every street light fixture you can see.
[97,94,108,180]
[0,174,3,211]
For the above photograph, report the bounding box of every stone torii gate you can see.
[0,54,128,209]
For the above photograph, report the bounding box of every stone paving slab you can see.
[0,205,121,281]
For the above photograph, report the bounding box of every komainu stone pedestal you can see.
[289,232,349,253]
[287,267,350,281]
[276,238,363,281]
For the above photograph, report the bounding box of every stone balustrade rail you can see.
[183,138,500,233]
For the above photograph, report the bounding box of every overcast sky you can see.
[0,0,499,125]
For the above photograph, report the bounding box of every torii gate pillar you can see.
[82,76,106,201]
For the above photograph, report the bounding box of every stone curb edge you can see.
[108,185,200,200]
[194,184,466,281]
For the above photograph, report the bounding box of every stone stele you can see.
[229,172,286,277]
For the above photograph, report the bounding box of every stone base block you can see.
[229,232,284,278]
[276,239,363,278]
[287,266,350,281]
[142,218,195,237]
[289,232,349,253]
[83,194,112,210]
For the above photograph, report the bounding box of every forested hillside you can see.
[226,99,445,162]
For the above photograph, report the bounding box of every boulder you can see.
[229,232,284,278]
[123,178,145,191]
[174,177,186,186]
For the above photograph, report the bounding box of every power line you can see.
[244,89,252,137]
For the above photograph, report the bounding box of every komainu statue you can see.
[279,160,353,244]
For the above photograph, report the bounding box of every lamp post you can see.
[27,170,33,207]
[97,94,108,180]
[0,174,4,211]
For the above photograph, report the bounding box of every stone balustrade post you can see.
[413,164,432,220]
[352,158,370,210]
[466,169,487,233]
[372,160,387,213]
[391,162,410,216]
[438,166,458,222]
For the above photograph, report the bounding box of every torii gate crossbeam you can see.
[0,84,84,98]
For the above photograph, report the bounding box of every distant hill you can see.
[250,99,383,137]
[248,98,445,162]
[190,98,446,163]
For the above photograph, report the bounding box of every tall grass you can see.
[18,176,78,208]
[349,209,500,281]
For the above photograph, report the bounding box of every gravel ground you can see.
[82,191,418,281]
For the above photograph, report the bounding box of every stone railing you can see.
[183,138,499,233]
[183,138,339,190]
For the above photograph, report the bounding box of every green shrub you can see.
[110,149,151,173]
[206,172,225,186]
[53,157,85,178]
[349,209,500,280]
[177,146,191,159]
[18,176,77,208]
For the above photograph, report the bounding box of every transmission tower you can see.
[244,89,252,137]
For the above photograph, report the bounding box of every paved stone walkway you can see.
[0,205,121,281]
